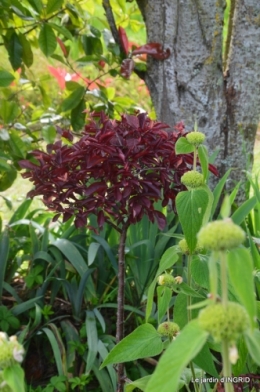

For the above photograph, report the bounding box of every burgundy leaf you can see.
[97,210,105,227]
[153,210,166,230]
[132,43,170,60]
[19,160,40,170]
[132,204,142,218]
[118,26,129,55]
[120,59,135,78]
[84,182,107,196]
[52,214,60,222]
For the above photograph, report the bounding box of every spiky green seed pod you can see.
[179,238,203,255]
[198,302,249,343]
[186,131,205,146]
[181,171,204,189]
[157,322,180,338]
[197,218,245,251]
[158,273,175,287]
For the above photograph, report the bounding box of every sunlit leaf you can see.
[39,24,57,56]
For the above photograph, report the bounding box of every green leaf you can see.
[211,169,232,218]
[227,248,257,328]
[116,0,126,12]
[3,365,25,392]
[88,242,100,266]
[51,238,88,276]
[220,194,231,219]
[178,282,205,298]
[176,189,209,252]
[146,247,179,322]
[198,145,208,180]
[12,296,42,315]
[175,137,195,154]
[9,199,33,224]
[46,0,64,15]
[0,167,17,191]
[157,286,172,323]
[126,376,151,392]
[0,70,15,87]
[42,125,56,144]
[71,98,86,131]
[27,0,43,13]
[97,340,117,391]
[43,325,66,376]
[74,269,94,317]
[244,329,260,366]
[0,229,9,301]
[85,310,98,372]
[18,33,34,67]
[191,256,209,289]
[60,86,85,112]
[0,101,19,123]
[232,337,248,376]
[145,320,209,392]
[39,24,57,57]
[174,293,201,329]
[231,196,257,225]
[82,35,103,55]
[100,324,164,368]
[9,129,27,158]
[6,31,23,70]
[193,343,218,377]
[49,23,73,40]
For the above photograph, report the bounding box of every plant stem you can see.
[219,251,234,392]
[116,221,129,392]
[187,254,199,392]
[187,254,192,322]
[221,339,234,392]
[193,147,197,171]
[220,251,228,308]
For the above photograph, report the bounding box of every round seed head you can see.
[186,131,205,146]
[197,219,245,251]
[157,274,175,287]
[181,171,204,189]
[179,238,203,255]
[157,322,180,338]
[198,302,250,343]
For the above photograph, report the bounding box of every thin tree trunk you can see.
[116,221,129,392]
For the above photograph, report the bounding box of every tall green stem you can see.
[220,251,228,308]
[221,339,234,392]
[187,253,199,392]
[193,148,197,170]
[220,251,234,392]
[187,253,192,321]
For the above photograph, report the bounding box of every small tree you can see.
[19,112,217,391]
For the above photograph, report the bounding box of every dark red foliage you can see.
[132,43,171,60]
[120,59,135,78]
[19,113,215,231]
[118,26,129,55]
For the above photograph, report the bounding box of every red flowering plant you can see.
[19,112,217,391]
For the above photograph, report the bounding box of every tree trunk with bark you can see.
[136,0,260,200]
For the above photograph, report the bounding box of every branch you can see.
[102,0,121,46]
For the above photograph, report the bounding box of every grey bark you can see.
[138,0,260,200]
